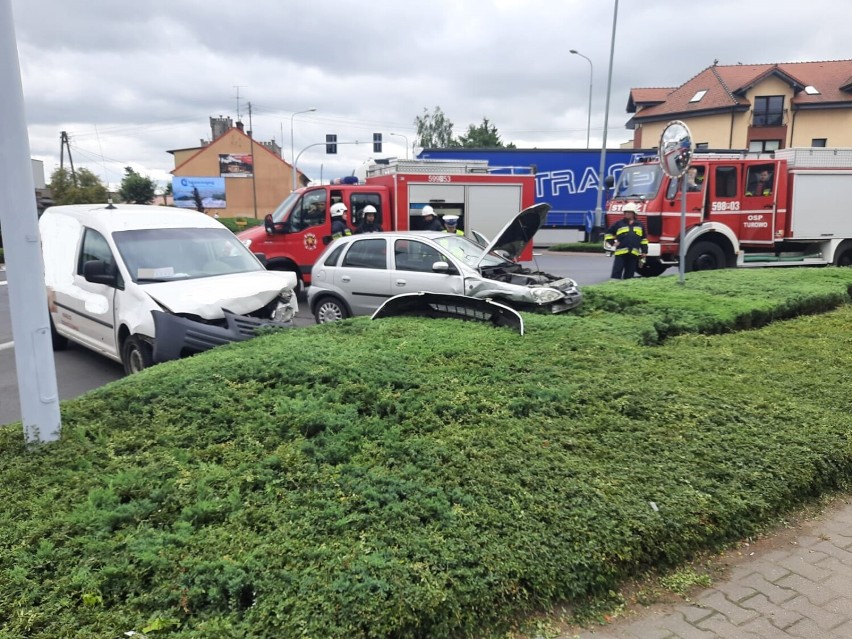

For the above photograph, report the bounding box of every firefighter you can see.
[330,203,352,240]
[354,205,380,234]
[604,202,648,279]
[442,214,464,236]
[421,205,444,231]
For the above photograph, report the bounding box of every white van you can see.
[40,203,298,374]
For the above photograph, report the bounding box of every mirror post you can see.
[657,120,693,286]
[679,175,687,285]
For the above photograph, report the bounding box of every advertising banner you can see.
[219,153,253,177]
[172,176,226,210]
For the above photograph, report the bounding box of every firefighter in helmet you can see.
[330,202,352,240]
[354,204,381,234]
[604,202,648,279]
[421,205,444,231]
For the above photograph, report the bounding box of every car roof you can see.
[41,203,226,232]
[339,231,461,242]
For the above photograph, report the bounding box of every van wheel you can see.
[50,316,68,350]
[121,336,153,374]
[314,297,349,324]
[834,241,852,266]
[685,241,725,272]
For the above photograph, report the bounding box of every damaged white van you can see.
[40,203,298,374]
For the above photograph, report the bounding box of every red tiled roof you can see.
[630,60,852,121]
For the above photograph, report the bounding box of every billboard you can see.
[172,176,227,210]
[219,153,253,177]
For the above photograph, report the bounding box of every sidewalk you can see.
[566,495,852,638]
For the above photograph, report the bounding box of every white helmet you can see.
[330,202,348,218]
[443,214,459,225]
[422,205,435,217]
[622,202,640,215]
[363,205,377,215]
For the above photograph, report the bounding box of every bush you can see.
[2,268,852,638]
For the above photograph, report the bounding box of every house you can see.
[626,59,852,152]
[168,116,309,219]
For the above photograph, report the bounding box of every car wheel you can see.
[314,297,349,324]
[121,336,153,374]
[685,241,725,272]
[833,241,852,267]
[49,315,68,350]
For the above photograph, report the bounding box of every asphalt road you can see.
[0,252,613,426]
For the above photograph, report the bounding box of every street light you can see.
[570,49,593,149]
[290,107,317,191]
[389,132,409,159]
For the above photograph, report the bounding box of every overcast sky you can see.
[9,0,850,190]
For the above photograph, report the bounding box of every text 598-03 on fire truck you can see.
[236,159,536,292]
[605,148,852,277]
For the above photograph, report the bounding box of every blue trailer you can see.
[417,148,652,244]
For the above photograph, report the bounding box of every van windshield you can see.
[114,227,264,282]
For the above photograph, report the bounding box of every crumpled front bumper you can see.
[152,309,294,363]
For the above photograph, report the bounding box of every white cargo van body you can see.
[40,203,298,373]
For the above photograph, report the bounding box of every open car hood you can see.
[143,270,296,319]
[475,202,551,269]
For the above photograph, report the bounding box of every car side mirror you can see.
[432,261,450,273]
[82,260,117,286]
[605,175,615,189]
[253,252,268,267]
[322,235,333,246]
[264,213,278,235]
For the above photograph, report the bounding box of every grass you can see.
[1,268,852,638]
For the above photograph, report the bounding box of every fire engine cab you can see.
[605,147,852,276]
[238,159,535,291]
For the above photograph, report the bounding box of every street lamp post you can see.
[593,0,620,239]
[389,132,409,159]
[570,49,593,149]
[290,107,316,191]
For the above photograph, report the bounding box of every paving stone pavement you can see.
[567,496,852,639]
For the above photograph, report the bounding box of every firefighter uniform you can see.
[605,215,648,279]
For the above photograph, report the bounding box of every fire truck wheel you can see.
[833,241,852,267]
[685,241,725,272]
[314,297,349,324]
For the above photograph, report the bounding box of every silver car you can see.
[307,203,582,323]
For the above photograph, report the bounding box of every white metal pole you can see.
[290,108,316,191]
[0,0,61,443]
[570,50,593,149]
[679,174,687,284]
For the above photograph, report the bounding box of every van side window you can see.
[78,228,123,288]
[714,166,738,198]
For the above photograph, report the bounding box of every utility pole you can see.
[248,101,258,219]
[59,131,77,186]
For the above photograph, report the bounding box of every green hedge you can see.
[2,268,852,638]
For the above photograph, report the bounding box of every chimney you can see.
[236,121,244,132]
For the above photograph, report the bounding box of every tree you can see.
[414,106,459,149]
[118,167,156,205]
[49,167,109,205]
[159,182,173,206]
[458,117,516,149]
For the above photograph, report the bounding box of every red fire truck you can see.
[238,159,535,291]
[604,148,852,276]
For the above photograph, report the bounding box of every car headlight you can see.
[241,238,252,249]
[530,287,565,304]
[272,288,298,322]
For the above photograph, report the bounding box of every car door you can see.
[335,237,392,315]
[391,238,465,296]
[55,227,120,358]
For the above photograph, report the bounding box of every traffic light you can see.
[373,133,382,153]
[326,134,337,154]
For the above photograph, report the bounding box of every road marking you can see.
[0,341,14,352]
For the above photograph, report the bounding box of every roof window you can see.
[804,85,821,95]
[689,90,708,103]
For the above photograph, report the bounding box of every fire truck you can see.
[604,148,852,277]
[238,159,535,290]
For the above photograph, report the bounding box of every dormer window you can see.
[753,96,784,126]
[689,90,708,103]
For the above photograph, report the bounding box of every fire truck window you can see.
[286,192,326,232]
[668,167,706,198]
[714,167,738,198]
[746,165,774,197]
[350,193,383,227]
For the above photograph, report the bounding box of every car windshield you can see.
[432,235,512,268]
[113,227,264,282]
[615,164,663,198]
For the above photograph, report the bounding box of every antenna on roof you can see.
[233,85,246,121]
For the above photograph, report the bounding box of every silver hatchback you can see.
[307,203,582,323]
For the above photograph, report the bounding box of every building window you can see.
[811,138,827,147]
[749,140,781,153]
[753,96,784,126]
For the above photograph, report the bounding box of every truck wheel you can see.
[685,241,725,272]
[50,315,68,350]
[314,297,349,324]
[121,336,153,374]
[833,241,852,267]
[637,258,668,277]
